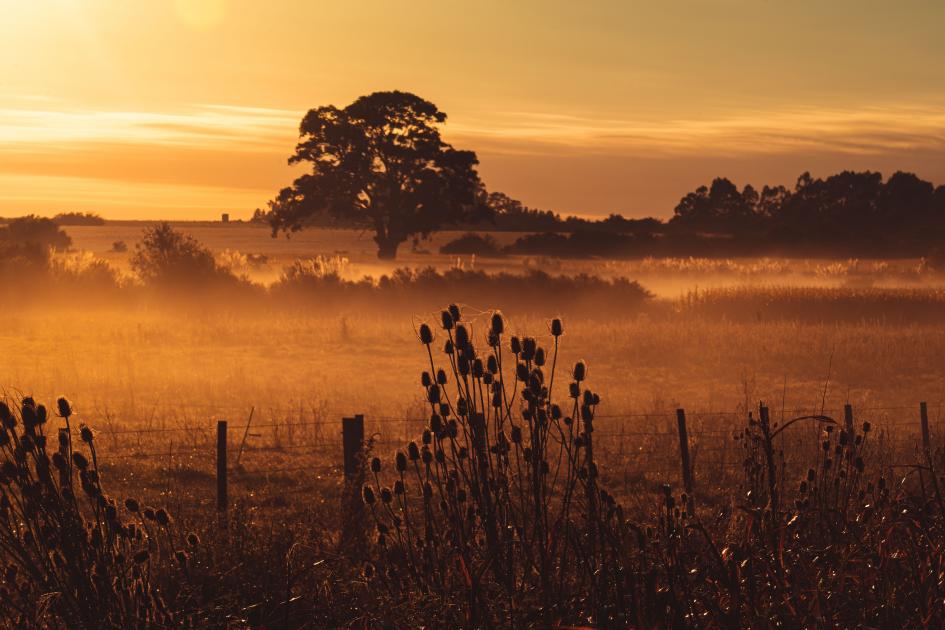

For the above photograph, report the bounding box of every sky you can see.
[2,0,945,220]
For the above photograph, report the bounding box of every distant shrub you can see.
[507,229,649,258]
[439,232,503,257]
[0,215,72,252]
[130,222,240,288]
[111,240,128,253]
[53,211,106,226]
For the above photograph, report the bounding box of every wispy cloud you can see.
[0,102,300,151]
[449,103,945,158]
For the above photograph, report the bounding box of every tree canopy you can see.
[269,91,489,259]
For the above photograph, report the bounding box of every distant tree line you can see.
[441,171,945,259]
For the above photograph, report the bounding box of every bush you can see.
[111,240,128,253]
[53,211,106,226]
[439,232,503,257]
[0,215,72,252]
[130,222,239,288]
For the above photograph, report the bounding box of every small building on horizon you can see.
[221,213,230,223]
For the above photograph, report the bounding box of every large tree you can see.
[269,91,490,259]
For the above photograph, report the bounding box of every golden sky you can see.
[2,0,945,219]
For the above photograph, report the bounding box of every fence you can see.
[91,401,943,516]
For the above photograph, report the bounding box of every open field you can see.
[9,226,945,626]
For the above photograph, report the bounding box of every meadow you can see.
[6,223,945,626]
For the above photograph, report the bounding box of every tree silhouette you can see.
[268,91,489,259]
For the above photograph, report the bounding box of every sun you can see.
[174,0,227,30]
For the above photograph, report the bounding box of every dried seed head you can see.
[516,363,529,382]
[408,442,420,461]
[455,325,469,350]
[510,336,521,355]
[422,429,432,445]
[510,426,523,444]
[72,452,89,470]
[550,318,563,337]
[155,508,170,526]
[362,485,376,505]
[534,347,546,367]
[394,479,405,495]
[380,487,393,504]
[862,421,871,433]
[436,369,447,385]
[427,385,441,404]
[80,426,94,444]
[448,303,461,323]
[487,355,498,374]
[490,312,504,335]
[396,451,408,472]
[569,382,580,398]
[444,339,454,355]
[125,498,140,513]
[418,324,434,345]
[421,372,432,387]
[371,457,382,473]
[56,397,72,419]
[573,361,587,382]
[441,310,454,330]
[0,403,13,429]
[186,533,200,547]
[522,337,536,361]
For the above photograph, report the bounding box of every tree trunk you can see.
[376,237,401,260]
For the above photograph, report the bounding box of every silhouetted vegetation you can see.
[0,215,72,252]
[53,211,106,226]
[268,91,490,260]
[130,222,244,290]
[438,232,503,257]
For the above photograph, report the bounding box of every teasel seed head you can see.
[408,442,420,461]
[534,347,546,367]
[125,498,140,513]
[421,372,432,387]
[371,457,381,473]
[380,487,393,504]
[155,508,170,526]
[455,325,469,350]
[436,369,447,385]
[430,413,442,433]
[80,426,94,444]
[57,397,72,419]
[394,479,405,495]
[362,485,376,505]
[550,318,563,337]
[418,324,434,345]
[72,452,89,471]
[522,337,536,361]
[510,426,523,444]
[441,310,454,330]
[448,303,461,323]
[396,451,408,472]
[516,363,529,382]
[487,330,499,347]
[862,421,871,433]
[0,403,13,430]
[187,533,200,547]
[569,382,580,398]
[422,429,432,445]
[490,312,504,335]
[427,385,441,404]
[510,336,521,355]
[573,361,587,382]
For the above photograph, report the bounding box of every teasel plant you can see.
[0,396,177,628]
[360,305,633,626]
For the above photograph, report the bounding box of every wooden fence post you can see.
[676,409,694,509]
[920,402,930,453]
[844,404,854,437]
[342,415,365,480]
[217,420,228,513]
